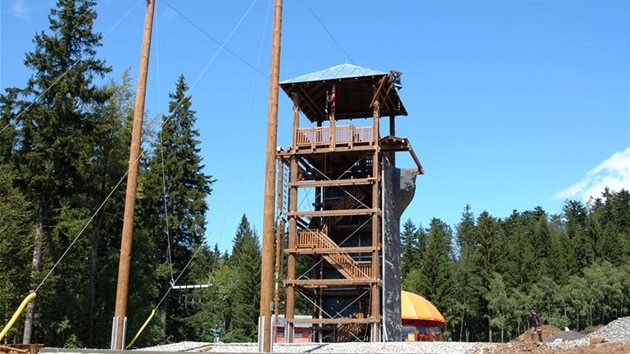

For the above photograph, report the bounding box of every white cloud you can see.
[555,146,630,203]
[12,0,30,19]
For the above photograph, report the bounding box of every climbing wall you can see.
[382,156,417,341]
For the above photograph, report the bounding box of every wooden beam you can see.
[284,279,380,287]
[287,209,375,218]
[285,246,379,254]
[369,75,389,108]
[287,177,375,188]
[298,85,325,119]
[288,318,377,324]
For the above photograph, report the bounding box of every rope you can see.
[300,0,355,65]
[208,0,270,279]
[159,0,268,79]
[159,129,175,285]
[126,241,204,348]
[35,157,135,293]
[152,3,176,285]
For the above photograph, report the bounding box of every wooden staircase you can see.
[335,312,368,342]
[296,228,371,279]
[330,186,368,225]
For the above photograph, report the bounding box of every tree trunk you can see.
[23,208,45,344]
[161,305,167,344]
[88,210,104,346]
[459,302,466,341]
[488,310,493,343]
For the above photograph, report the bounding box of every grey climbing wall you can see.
[382,157,417,341]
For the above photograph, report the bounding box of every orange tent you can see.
[401,290,446,325]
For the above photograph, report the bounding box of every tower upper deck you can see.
[280,64,407,123]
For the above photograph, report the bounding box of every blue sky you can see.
[2,0,629,253]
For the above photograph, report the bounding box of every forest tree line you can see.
[1,0,628,348]
[400,194,630,343]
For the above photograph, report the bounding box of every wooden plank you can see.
[284,279,380,287]
[287,209,374,218]
[287,178,375,188]
[288,317,377,324]
[285,246,378,254]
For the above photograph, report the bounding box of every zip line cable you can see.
[126,241,205,348]
[34,156,136,293]
[160,0,268,79]
[301,0,355,65]
[210,0,271,279]
[153,11,176,286]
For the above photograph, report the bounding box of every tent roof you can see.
[401,291,446,325]
[279,64,408,123]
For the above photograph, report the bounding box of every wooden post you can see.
[273,154,284,344]
[260,0,283,352]
[330,84,336,151]
[113,0,155,350]
[371,101,381,342]
[389,113,395,166]
[285,155,298,343]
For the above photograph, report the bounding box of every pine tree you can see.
[404,218,454,321]
[0,88,20,163]
[5,0,112,343]
[531,207,553,278]
[0,165,33,343]
[608,189,630,258]
[400,219,423,279]
[81,71,135,347]
[563,200,594,274]
[140,74,215,342]
[471,211,503,341]
[229,215,262,342]
[501,211,535,287]
[451,204,481,341]
[548,213,571,284]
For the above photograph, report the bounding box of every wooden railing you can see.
[297,229,371,279]
[295,125,373,149]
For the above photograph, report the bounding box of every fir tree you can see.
[5,0,112,343]
[400,219,422,279]
[140,74,215,342]
[452,205,482,341]
[229,215,262,342]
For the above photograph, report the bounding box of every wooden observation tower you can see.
[275,64,424,343]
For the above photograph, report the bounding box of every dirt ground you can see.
[473,324,630,354]
[476,341,630,354]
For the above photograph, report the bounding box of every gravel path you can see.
[138,341,481,353]
[137,317,630,354]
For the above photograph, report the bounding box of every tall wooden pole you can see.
[260,0,283,351]
[113,0,155,349]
